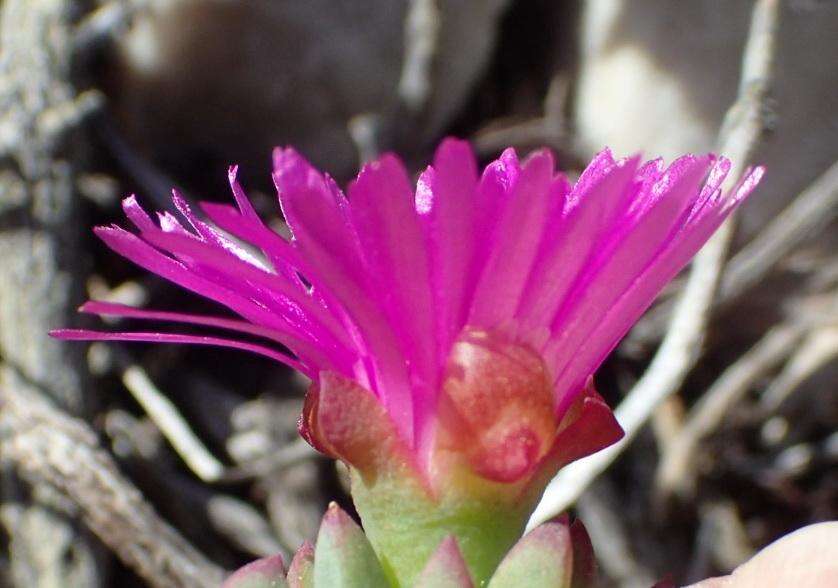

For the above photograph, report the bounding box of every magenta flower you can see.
[53,139,762,584]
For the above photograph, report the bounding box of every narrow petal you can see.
[544,155,712,396]
[349,154,437,443]
[138,227,353,354]
[274,147,412,436]
[466,148,522,304]
[171,190,270,271]
[550,166,763,412]
[417,139,479,365]
[77,300,335,369]
[50,329,309,375]
[469,150,556,330]
[93,226,342,370]
[121,195,156,231]
[200,201,304,276]
[225,166,308,288]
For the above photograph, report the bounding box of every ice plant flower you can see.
[53,139,762,585]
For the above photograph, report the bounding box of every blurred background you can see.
[1,1,836,586]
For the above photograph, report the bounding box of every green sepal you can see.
[312,502,389,588]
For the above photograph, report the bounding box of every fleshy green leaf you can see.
[313,503,388,588]
[414,536,475,588]
[487,521,573,588]
[223,554,288,588]
[287,541,314,588]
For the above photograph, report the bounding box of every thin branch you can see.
[721,160,838,302]
[576,486,656,588]
[759,322,838,413]
[472,76,570,157]
[73,0,148,55]
[121,365,226,483]
[219,437,317,484]
[1,0,106,582]
[528,0,780,527]
[398,0,441,114]
[206,495,286,560]
[654,321,804,499]
[0,372,227,588]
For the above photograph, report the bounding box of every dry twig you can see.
[206,495,286,560]
[759,321,838,413]
[576,486,656,588]
[0,372,227,588]
[398,0,441,114]
[1,0,105,583]
[529,0,780,527]
[220,438,317,484]
[472,76,570,157]
[654,321,804,499]
[721,161,838,302]
[121,364,227,483]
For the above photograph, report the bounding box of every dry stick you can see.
[721,161,838,301]
[398,0,441,114]
[0,0,106,584]
[655,292,836,498]
[121,356,317,482]
[528,0,780,528]
[576,490,657,588]
[121,357,316,484]
[121,365,226,483]
[220,437,317,483]
[206,495,286,560]
[656,291,836,499]
[0,374,227,588]
[654,321,805,499]
[73,0,149,54]
[472,76,569,157]
[632,158,838,345]
[759,322,838,413]
[692,501,755,577]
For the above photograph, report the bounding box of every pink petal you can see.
[349,154,437,445]
[122,195,156,231]
[466,148,522,301]
[93,225,343,370]
[200,201,304,276]
[550,166,763,412]
[274,148,413,435]
[50,329,310,375]
[138,227,352,354]
[469,150,556,330]
[416,139,479,365]
[545,155,712,387]
[512,153,641,345]
[78,300,337,372]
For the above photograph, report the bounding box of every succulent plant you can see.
[55,138,761,586]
